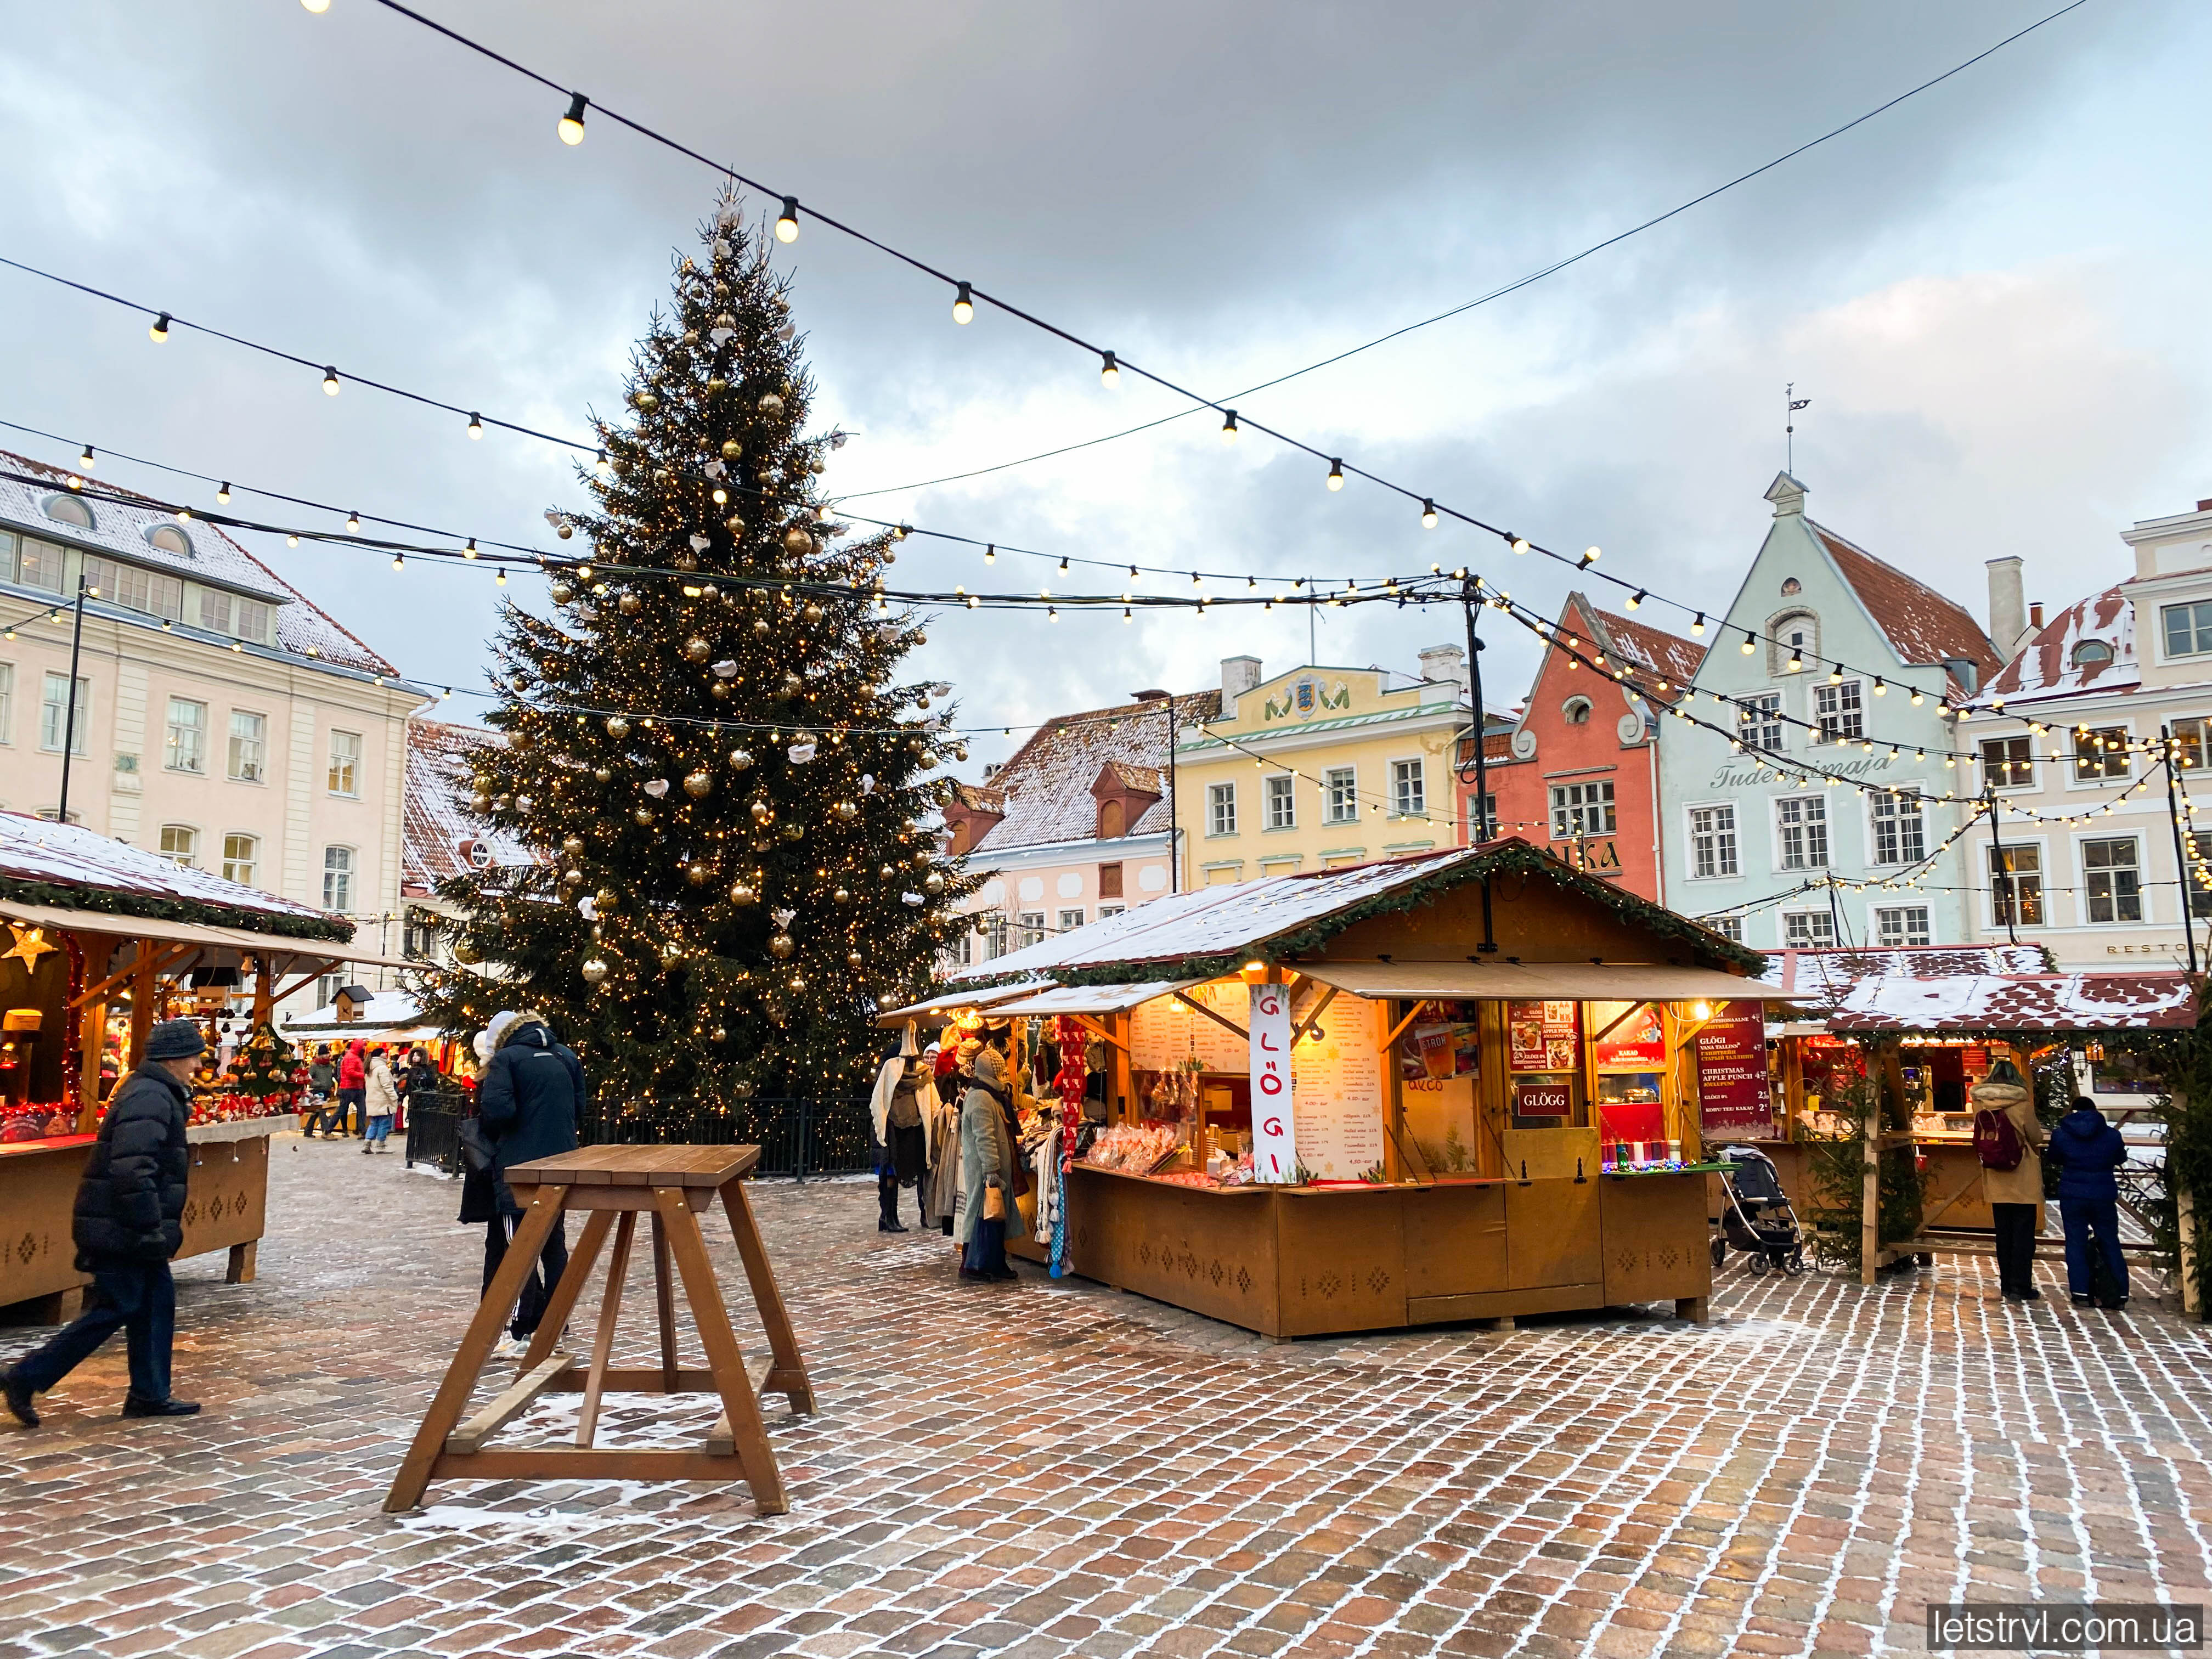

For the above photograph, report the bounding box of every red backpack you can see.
[1974,1107,2024,1171]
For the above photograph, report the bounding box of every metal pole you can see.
[55,577,89,823]
[1165,697,1179,894]
[2160,732,2200,976]
[1461,577,1498,955]
[1984,782,2017,946]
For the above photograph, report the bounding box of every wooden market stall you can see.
[917,841,1792,1338]
[0,811,414,1323]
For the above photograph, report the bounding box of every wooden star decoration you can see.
[0,924,59,970]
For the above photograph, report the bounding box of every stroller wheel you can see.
[1747,1251,1770,1276]
[1710,1237,1727,1269]
[1785,1249,1807,1277]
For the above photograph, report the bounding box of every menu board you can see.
[1396,999,1481,1082]
[1129,981,1248,1074]
[1248,984,1297,1183]
[1291,994,1385,1180]
[1694,1000,1773,1132]
[1592,1003,1665,1069]
[1507,1000,1580,1073]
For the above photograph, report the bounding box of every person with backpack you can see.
[476,1009,585,1356]
[2047,1096,2130,1308]
[304,1046,338,1135]
[1970,1060,2045,1303]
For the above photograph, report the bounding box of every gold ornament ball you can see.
[720,439,742,461]
[686,860,714,887]
[789,974,808,991]
[606,715,631,738]
[617,592,641,614]
[661,940,684,964]
[846,950,864,968]
[782,526,812,554]
[752,617,770,635]
[683,636,712,662]
[758,392,785,414]
[453,939,481,964]
[562,867,585,886]
[704,377,727,394]
[508,729,533,752]
[728,882,758,905]
[880,865,896,879]
[710,681,732,699]
[724,514,746,534]
[555,522,574,540]
[923,872,946,896]
[633,391,658,412]
[549,580,574,604]
[684,770,714,798]
[733,1079,755,1101]
[714,312,736,329]
[561,835,585,857]
[634,806,656,826]
[727,748,754,771]
[581,957,610,985]
[710,1025,727,1043]
[780,822,804,841]
[768,934,795,959]
[833,800,857,821]
[592,766,612,784]
[833,887,851,903]
[801,601,824,623]
[749,800,774,823]
[469,792,493,814]
[594,887,620,912]
[780,672,803,695]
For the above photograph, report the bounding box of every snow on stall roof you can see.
[1813,523,2000,684]
[0,449,396,676]
[281,989,422,1032]
[403,720,537,891]
[1822,971,2196,1032]
[968,689,1221,853]
[0,809,338,927]
[1759,944,2054,998]
[1972,587,2137,706]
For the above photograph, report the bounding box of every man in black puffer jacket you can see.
[5,1020,206,1427]
[476,1009,584,1355]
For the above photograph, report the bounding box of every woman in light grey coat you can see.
[957,1046,1020,1282]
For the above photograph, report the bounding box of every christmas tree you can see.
[227,1022,303,1110]
[414,193,974,1124]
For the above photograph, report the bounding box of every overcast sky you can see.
[1,0,2203,766]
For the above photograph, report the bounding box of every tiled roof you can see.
[1760,943,2055,997]
[1097,760,1162,794]
[402,720,537,892]
[1813,524,2000,682]
[1973,587,2136,705]
[0,808,337,926]
[0,449,396,676]
[967,690,1221,855]
[1822,971,2196,1032]
[1587,603,1705,704]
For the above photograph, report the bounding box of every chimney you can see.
[1417,644,1469,701]
[1220,654,1261,716]
[1985,556,2027,659]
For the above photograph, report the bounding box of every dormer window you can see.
[147,524,195,557]
[2071,640,2114,668]
[42,494,93,529]
[1768,608,1819,676]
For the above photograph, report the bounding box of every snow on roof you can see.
[280,989,422,1033]
[967,689,1221,854]
[1812,524,2001,684]
[1760,943,2055,998]
[0,808,338,927]
[1973,587,2137,706]
[403,720,537,892]
[0,449,396,676]
[1588,604,1705,702]
[1822,971,2196,1032]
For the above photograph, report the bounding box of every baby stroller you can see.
[1710,1145,1806,1276]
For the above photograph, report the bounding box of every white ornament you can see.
[831,432,848,450]
[689,533,712,552]
[788,741,818,764]
[712,236,733,257]
[771,907,797,929]
[776,323,794,341]
[578,896,598,921]
[644,778,670,799]
[859,774,877,795]
[900,891,924,906]
[712,659,738,678]
[709,327,735,348]
[716,206,740,230]
[703,458,726,479]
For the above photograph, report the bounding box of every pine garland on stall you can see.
[413,193,978,1126]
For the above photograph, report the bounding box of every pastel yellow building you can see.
[1175,651,1473,885]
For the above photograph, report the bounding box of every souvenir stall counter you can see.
[930,841,1787,1338]
[0,811,414,1321]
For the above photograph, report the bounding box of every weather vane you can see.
[1786,383,1810,473]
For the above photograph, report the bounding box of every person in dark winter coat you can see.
[2047,1096,2130,1307]
[475,1010,585,1354]
[4,1020,207,1426]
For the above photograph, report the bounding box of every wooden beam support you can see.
[70,941,194,1009]
[446,1353,578,1455]
[1174,990,1248,1043]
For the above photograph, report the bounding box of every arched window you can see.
[42,494,93,529]
[2072,640,2114,668]
[1098,797,1125,838]
[321,845,355,912]
[158,825,199,868]
[1768,609,1819,675]
[1562,696,1593,725]
[147,524,194,557]
[222,833,258,887]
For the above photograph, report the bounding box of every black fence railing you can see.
[579,1096,874,1180]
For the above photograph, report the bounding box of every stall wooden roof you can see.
[875,979,1056,1026]
[985,980,1207,1017]
[1299,960,1792,1003]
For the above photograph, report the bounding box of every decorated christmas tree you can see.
[225,1022,305,1113]
[414,193,974,1124]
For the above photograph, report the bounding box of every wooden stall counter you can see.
[0,1114,291,1323]
[1051,1164,1711,1338]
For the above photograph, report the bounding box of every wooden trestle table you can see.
[383,1144,813,1515]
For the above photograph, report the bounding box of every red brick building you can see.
[1466,593,1705,904]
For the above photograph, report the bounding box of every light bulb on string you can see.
[345,510,360,532]
[1741,633,1757,655]
[467,412,484,440]
[1220,410,1238,443]
[776,197,800,242]
[558,93,588,145]
[323,366,340,396]
[1627,590,1645,611]
[1326,459,1344,491]
[301,0,330,12]
[463,538,477,558]
[78,443,95,471]
[496,568,507,586]
[391,552,405,571]
[285,533,299,548]
[1421,499,1437,529]
[1691,613,1706,635]
[216,482,232,505]
[951,282,973,324]
[1099,352,1119,388]
[149,312,170,343]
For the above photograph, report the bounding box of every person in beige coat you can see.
[1975,1065,2046,1301]
[362,1047,400,1154]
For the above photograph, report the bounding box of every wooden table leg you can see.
[718,1177,815,1413]
[225,1241,257,1284]
[651,1212,679,1391]
[520,1210,614,1372]
[384,1193,564,1513]
[576,1211,637,1448]
[654,1185,787,1516]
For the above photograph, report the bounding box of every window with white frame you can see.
[1775,795,1829,870]
[1206,781,1237,836]
[1468,792,1497,842]
[1989,844,2044,927]
[1813,679,1864,743]
[1980,736,2034,790]
[321,845,354,912]
[984,915,1009,959]
[2162,600,2212,659]
[14,537,64,592]
[1390,759,1425,818]
[1264,773,1295,830]
[1710,916,1744,944]
[228,710,266,782]
[1690,805,1739,878]
[328,729,362,797]
[1737,693,1784,753]
[1549,780,1616,840]
[2082,837,2142,923]
[1874,905,1930,947]
[1869,791,1926,866]
[1017,911,1046,949]
[40,672,89,754]
[1782,910,1836,948]
[1057,907,1085,933]
[1323,766,1357,823]
[222,832,258,887]
[2071,725,2131,782]
[165,697,206,773]
[1099,904,1125,920]
[158,825,199,868]
[2172,716,2211,774]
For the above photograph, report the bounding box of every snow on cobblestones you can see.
[1,1134,2208,1658]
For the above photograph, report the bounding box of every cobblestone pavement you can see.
[2,1136,2208,1659]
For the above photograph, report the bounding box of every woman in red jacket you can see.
[331,1040,367,1138]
